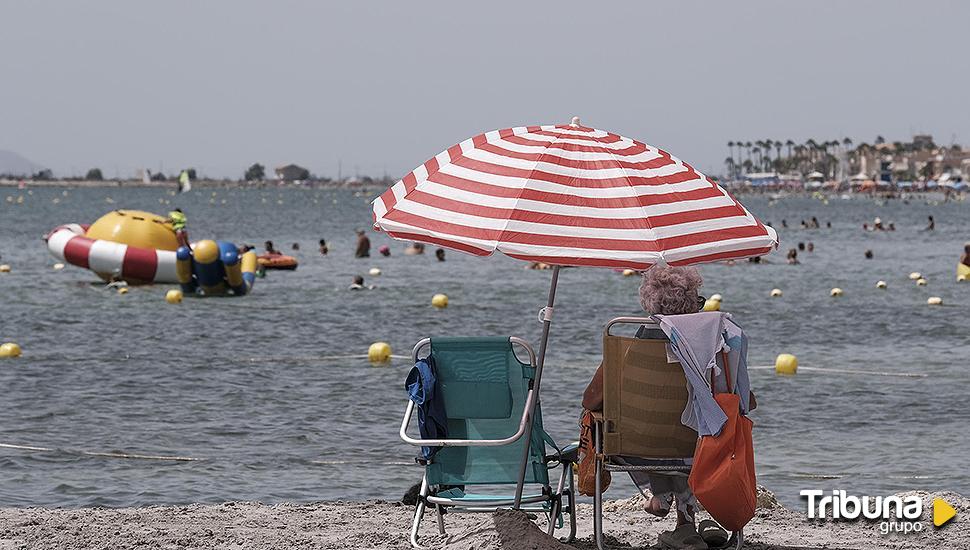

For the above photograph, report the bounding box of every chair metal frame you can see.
[401,337,577,549]
[592,317,743,550]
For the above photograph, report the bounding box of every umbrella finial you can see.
[570,116,581,127]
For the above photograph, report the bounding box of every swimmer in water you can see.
[349,274,375,291]
[961,243,970,268]
[318,239,328,255]
[786,248,799,265]
[349,275,365,290]
[379,245,391,257]
[264,241,280,255]
[435,248,445,262]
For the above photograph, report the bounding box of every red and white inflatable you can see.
[46,223,179,283]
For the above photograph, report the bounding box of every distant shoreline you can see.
[0,178,386,190]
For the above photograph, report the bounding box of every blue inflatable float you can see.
[175,239,257,296]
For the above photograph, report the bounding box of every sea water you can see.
[1,186,968,508]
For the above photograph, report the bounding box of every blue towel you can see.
[406,357,449,460]
[651,312,752,437]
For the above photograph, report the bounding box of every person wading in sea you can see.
[167,208,190,249]
[355,229,371,258]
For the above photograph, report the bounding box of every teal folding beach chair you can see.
[400,337,577,549]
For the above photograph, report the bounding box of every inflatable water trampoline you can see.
[46,209,257,296]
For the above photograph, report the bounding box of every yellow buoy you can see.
[368,342,392,363]
[702,298,721,311]
[775,353,798,375]
[0,264,10,273]
[117,287,129,295]
[927,296,943,306]
[770,289,782,297]
[0,342,22,358]
[621,269,636,277]
[830,288,843,297]
[908,272,922,280]
[53,263,65,270]
[368,267,382,276]
[709,293,723,302]
[432,293,449,309]
[916,278,927,286]
[876,281,887,289]
[165,289,183,304]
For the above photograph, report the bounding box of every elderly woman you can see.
[583,266,712,547]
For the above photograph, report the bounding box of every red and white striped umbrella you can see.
[373,118,777,269]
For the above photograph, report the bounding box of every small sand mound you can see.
[756,485,783,510]
[441,509,572,550]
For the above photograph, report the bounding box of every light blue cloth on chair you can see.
[651,312,752,437]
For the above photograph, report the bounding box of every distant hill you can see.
[0,150,44,177]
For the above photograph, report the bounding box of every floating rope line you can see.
[0,442,203,462]
[747,365,928,378]
[247,354,412,362]
[0,443,415,466]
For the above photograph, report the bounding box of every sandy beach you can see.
[1,489,964,550]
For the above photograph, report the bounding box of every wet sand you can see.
[1,490,964,549]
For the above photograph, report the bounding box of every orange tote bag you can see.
[687,353,757,532]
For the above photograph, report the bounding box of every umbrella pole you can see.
[513,265,560,509]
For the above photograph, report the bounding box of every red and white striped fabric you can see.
[373,120,777,269]
[46,224,179,283]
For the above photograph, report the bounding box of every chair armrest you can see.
[400,389,537,447]
[590,411,605,423]
[551,441,580,463]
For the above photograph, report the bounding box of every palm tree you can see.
[774,140,782,163]
[744,142,752,163]
[875,135,885,145]
[728,141,735,164]
[724,157,736,178]
[752,147,762,169]
[785,139,795,159]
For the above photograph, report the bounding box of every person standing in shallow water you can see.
[354,230,371,258]
[166,208,189,249]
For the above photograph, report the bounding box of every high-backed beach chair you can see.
[592,317,743,550]
[400,337,577,549]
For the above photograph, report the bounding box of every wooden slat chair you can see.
[592,317,742,549]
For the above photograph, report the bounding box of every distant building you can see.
[852,135,969,182]
[275,164,310,181]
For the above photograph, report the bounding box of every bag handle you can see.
[709,350,732,395]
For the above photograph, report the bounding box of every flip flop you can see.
[657,524,708,550]
[697,519,729,547]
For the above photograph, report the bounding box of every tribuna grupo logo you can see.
[801,490,956,534]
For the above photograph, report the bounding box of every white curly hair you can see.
[639,265,703,315]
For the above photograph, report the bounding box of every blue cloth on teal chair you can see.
[406,357,449,460]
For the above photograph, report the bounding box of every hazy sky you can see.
[2,1,968,179]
